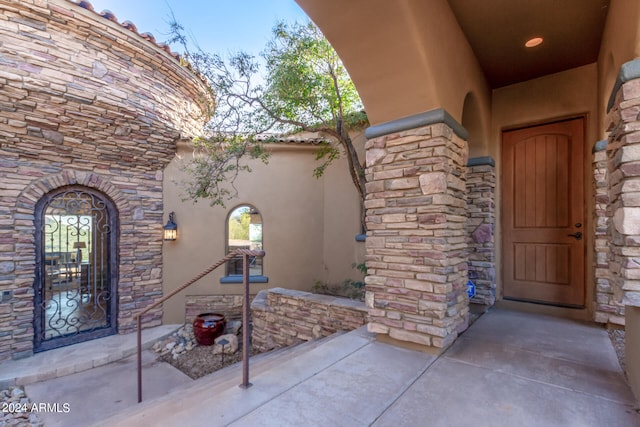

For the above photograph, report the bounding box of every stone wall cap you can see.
[268,287,310,297]
[265,288,367,311]
[607,58,640,113]
[365,108,468,140]
[250,290,269,310]
[593,139,608,153]
[467,156,495,167]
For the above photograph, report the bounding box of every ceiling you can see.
[447,0,610,88]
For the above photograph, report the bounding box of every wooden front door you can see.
[502,118,585,307]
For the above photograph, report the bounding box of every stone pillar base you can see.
[375,333,451,355]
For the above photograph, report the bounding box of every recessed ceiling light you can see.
[525,37,544,48]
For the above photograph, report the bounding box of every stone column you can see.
[466,157,496,306]
[364,110,469,351]
[606,59,640,316]
[593,140,623,324]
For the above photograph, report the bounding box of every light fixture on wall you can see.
[163,212,178,241]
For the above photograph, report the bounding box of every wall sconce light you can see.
[163,212,178,241]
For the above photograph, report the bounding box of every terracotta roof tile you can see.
[121,20,137,32]
[256,134,327,145]
[99,9,118,23]
[76,0,94,12]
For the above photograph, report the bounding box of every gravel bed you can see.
[154,322,263,380]
[159,343,262,380]
[0,387,43,427]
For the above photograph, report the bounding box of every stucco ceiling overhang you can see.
[295,0,613,124]
[447,0,610,88]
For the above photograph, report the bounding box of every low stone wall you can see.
[185,294,255,323]
[251,288,368,351]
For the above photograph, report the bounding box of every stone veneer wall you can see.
[251,288,368,351]
[465,158,496,306]
[593,141,625,324]
[0,0,212,360]
[185,294,256,324]
[364,112,469,350]
[605,60,640,315]
[608,59,640,409]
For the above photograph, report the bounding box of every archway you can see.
[34,186,118,352]
[461,91,487,158]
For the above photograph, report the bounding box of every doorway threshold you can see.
[496,299,591,322]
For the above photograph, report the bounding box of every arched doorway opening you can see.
[34,186,118,352]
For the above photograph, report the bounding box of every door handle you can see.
[568,232,582,240]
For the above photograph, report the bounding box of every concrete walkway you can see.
[25,348,192,427]
[98,308,639,427]
[0,324,179,388]
[4,309,640,426]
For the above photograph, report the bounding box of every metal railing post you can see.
[134,249,264,402]
[240,252,252,388]
[137,315,142,403]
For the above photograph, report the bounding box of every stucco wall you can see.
[162,139,364,324]
[296,0,491,139]
[597,0,640,136]
[0,0,211,360]
[492,64,599,135]
[322,132,366,284]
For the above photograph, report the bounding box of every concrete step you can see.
[23,330,353,427]
[146,330,349,401]
[0,324,180,388]
[24,348,192,427]
[96,327,375,426]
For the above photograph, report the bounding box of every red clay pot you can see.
[193,313,226,346]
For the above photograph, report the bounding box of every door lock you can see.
[568,232,582,240]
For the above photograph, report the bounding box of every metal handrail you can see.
[134,248,266,402]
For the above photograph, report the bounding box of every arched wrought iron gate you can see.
[34,186,118,352]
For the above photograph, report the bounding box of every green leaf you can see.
[168,17,369,231]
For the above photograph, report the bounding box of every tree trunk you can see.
[341,134,366,233]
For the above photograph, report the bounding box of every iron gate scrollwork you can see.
[34,186,118,352]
